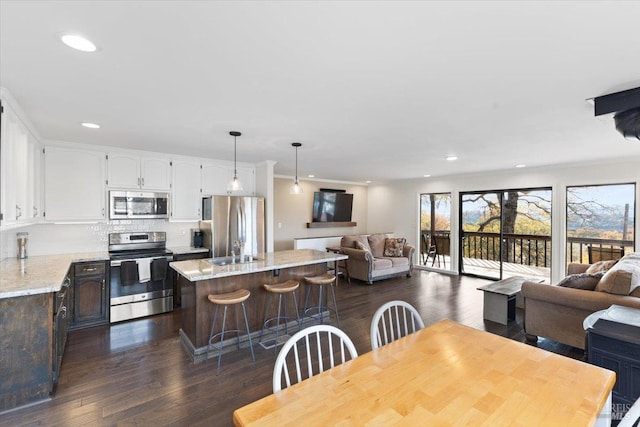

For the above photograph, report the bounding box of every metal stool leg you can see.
[207,304,220,359]
[318,283,325,324]
[259,292,273,343]
[292,290,301,330]
[234,304,241,350]
[217,305,228,373]
[241,301,255,362]
[329,281,340,327]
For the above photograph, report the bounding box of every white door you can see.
[141,157,171,190]
[235,166,255,196]
[45,146,106,221]
[202,163,231,195]
[1,105,29,225]
[107,153,140,188]
[171,160,201,221]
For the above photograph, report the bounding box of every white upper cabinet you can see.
[171,160,202,221]
[0,100,42,228]
[44,146,106,221]
[107,153,171,191]
[26,132,43,221]
[235,166,255,196]
[201,163,255,196]
[201,162,230,195]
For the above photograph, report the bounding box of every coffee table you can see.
[477,276,544,325]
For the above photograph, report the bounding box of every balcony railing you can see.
[461,232,551,267]
[567,237,634,264]
[422,231,633,269]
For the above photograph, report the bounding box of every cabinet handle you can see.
[102,279,105,291]
[61,306,67,319]
[16,205,21,219]
[138,177,141,187]
[84,267,98,272]
[142,177,145,186]
[33,206,38,217]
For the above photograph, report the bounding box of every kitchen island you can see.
[170,249,348,362]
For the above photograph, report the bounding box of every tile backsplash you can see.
[0,220,197,259]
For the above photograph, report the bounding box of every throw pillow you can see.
[355,240,372,255]
[595,258,640,295]
[383,237,406,257]
[556,272,604,291]
[368,234,388,258]
[586,259,619,274]
[353,235,372,253]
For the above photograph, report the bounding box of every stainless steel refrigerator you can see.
[200,196,266,259]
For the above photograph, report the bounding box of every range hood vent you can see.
[594,87,640,142]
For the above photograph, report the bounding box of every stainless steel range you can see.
[108,232,174,323]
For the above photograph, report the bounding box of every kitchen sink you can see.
[208,255,263,266]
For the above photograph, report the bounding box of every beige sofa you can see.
[522,253,640,350]
[340,234,414,284]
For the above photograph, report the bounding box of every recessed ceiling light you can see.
[307,174,315,178]
[423,174,431,178]
[365,180,372,184]
[446,156,458,161]
[515,164,526,168]
[61,34,97,52]
[81,122,100,129]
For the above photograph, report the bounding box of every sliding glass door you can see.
[460,188,551,281]
[419,193,451,270]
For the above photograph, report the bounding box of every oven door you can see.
[109,255,174,323]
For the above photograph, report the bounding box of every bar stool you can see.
[303,273,340,327]
[259,280,301,350]
[207,289,255,373]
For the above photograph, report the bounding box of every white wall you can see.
[273,177,369,251]
[367,159,640,283]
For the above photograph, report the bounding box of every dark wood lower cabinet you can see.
[0,293,53,412]
[71,261,109,329]
[588,318,640,421]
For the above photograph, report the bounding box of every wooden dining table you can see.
[233,319,616,426]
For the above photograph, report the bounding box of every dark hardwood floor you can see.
[1,270,583,426]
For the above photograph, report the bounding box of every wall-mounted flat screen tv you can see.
[312,191,353,222]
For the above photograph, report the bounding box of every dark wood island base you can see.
[173,251,347,363]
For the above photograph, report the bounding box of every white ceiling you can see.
[1,1,640,183]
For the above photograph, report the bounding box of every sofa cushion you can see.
[368,234,388,258]
[379,256,409,267]
[595,256,640,295]
[586,259,619,274]
[556,272,604,291]
[383,237,406,257]
[373,258,393,270]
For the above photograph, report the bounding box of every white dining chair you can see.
[618,396,640,427]
[370,300,425,350]
[272,324,358,393]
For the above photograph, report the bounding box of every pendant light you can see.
[227,131,243,192]
[290,142,303,194]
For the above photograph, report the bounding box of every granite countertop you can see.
[0,252,109,299]
[170,249,348,282]
[169,246,210,255]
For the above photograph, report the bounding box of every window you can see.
[566,183,635,265]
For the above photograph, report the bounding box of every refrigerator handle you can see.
[239,202,246,245]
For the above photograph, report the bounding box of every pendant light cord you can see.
[234,134,238,176]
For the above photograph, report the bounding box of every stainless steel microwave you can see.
[109,191,170,219]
